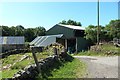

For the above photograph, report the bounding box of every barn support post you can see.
[76,38,78,53]
[65,39,67,51]
[31,47,41,76]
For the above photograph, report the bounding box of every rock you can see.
[24,65,31,72]
[19,55,29,62]
[14,73,21,78]
[26,71,30,75]
[3,64,12,70]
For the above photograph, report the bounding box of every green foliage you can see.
[85,19,120,43]
[2,69,18,78]
[36,56,86,79]
[11,60,31,70]
[59,19,82,26]
[2,54,23,66]
[75,43,120,56]
[107,19,120,39]
[24,28,35,42]
[85,25,97,43]
[34,27,46,36]
[48,58,86,78]
[0,25,46,42]
[2,52,50,78]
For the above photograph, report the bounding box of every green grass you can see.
[74,43,120,56]
[2,54,23,66]
[2,69,18,78]
[48,58,86,78]
[2,59,33,78]
[0,71,2,80]
[2,52,86,79]
[102,44,120,53]
[11,59,33,70]
[74,51,106,56]
[2,52,49,78]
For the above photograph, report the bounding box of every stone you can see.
[14,73,21,78]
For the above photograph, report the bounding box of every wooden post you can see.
[65,39,67,50]
[76,38,78,53]
[53,47,57,55]
[31,47,41,74]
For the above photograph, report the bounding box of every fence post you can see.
[31,47,41,76]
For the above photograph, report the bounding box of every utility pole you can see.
[97,0,100,45]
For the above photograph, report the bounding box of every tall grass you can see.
[75,43,120,56]
[36,57,86,80]
[49,58,86,78]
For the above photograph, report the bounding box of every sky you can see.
[0,2,118,30]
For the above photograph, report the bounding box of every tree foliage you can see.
[107,20,120,39]
[0,25,46,42]
[85,19,120,43]
[59,19,82,26]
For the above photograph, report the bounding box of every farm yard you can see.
[0,2,120,79]
[1,50,87,79]
[1,42,120,79]
[1,19,120,79]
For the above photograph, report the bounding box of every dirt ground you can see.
[74,56,119,79]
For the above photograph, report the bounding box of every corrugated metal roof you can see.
[58,24,85,30]
[30,34,63,47]
[0,36,24,44]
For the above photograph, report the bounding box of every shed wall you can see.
[2,44,25,52]
[77,37,88,52]
[46,25,74,39]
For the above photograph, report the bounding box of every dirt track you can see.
[74,56,119,78]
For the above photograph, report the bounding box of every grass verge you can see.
[74,43,120,56]
[2,69,18,78]
[36,57,86,80]
[49,58,86,78]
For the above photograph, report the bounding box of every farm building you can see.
[30,24,88,53]
[0,36,25,52]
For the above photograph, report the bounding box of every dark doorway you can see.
[67,38,76,53]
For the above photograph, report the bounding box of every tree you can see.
[15,25,25,36]
[85,25,97,43]
[24,28,35,42]
[85,25,108,43]
[59,19,82,26]
[34,26,46,37]
[106,19,120,39]
[1,26,10,36]
[9,26,16,36]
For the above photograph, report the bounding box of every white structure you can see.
[0,36,25,52]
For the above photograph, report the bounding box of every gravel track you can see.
[74,56,119,78]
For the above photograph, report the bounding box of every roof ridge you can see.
[57,24,85,30]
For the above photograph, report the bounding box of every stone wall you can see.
[1,48,72,80]
[5,53,67,80]
[1,49,30,58]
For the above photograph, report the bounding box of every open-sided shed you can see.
[46,24,88,53]
[30,24,88,53]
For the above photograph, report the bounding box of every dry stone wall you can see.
[5,55,61,80]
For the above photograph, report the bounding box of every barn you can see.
[0,36,25,52]
[30,24,88,53]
